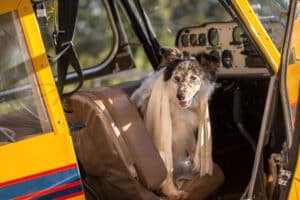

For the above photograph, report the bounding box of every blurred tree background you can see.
[41,0,231,89]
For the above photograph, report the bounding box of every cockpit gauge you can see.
[181,34,189,47]
[190,34,198,46]
[208,28,219,46]
[209,50,220,66]
[222,50,233,68]
[232,26,243,44]
[198,33,206,46]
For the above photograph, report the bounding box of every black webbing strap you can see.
[55,0,83,97]
[133,0,161,68]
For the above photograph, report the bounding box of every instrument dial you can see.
[181,34,189,47]
[222,50,233,68]
[190,34,198,46]
[198,33,206,46]
[208,28,219,46]
[232,26,243,44]
[209,50,220,66]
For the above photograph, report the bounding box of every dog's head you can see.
[160,47,218,108]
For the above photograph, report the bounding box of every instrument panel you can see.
[176,22,271,78]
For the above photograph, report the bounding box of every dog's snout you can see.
[176,93,185,101]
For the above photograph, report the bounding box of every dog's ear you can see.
[160,47,183,81]
[195,52,219,81]
[159,47,183,67]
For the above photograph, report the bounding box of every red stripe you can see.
[53,191,84,200]
[0,163,77,187]
[12,180,82,200]
[291,102,298,107]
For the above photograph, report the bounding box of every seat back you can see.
[65,87,167,200]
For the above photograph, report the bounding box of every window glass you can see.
[248,0,300,51]
[78,2,153,89]
[74,0,114,68]
[140,0,232,46]
[249,0,300,128]
[81,0,232,88]
[40,0,114,74]
[0,12,52,145]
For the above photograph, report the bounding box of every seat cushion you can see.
[91,87,167,189]
[65,87,167,190]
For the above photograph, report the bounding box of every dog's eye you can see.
[174,76,180,82]
[190,75,197,80]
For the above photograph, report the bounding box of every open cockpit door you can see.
[223,0,300,199]
[278,0,300,199]
[0,1,84,199]
[248,1,300,199]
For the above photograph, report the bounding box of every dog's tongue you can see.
[179,101,188,107]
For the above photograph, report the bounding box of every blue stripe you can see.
[0,168,81,199]
[32,185,82,200]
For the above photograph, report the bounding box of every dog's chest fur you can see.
[170,101,199,162]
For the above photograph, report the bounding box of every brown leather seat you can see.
[65,87,166,200]
[65,86,224,200]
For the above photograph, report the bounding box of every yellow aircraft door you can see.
[0,1,84,199]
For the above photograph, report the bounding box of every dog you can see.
[131,47,218,200]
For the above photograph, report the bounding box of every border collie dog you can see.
[131,47,218,200]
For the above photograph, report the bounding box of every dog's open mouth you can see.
[178,100,191,108]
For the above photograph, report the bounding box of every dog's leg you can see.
[160,151,188,200]
[161,175,188,200]
[186,135,196,160]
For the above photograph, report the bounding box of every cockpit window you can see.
[40,0,115,74]
[0,12,52,145]
[248,0,300,51]
[140,0,232,46]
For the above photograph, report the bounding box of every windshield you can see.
[248,0,300,51]
[140,0,232,46]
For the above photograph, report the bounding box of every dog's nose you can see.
[176,94,185,101]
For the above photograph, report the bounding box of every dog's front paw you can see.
[168,190,188,200]
[161,175,189,200]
